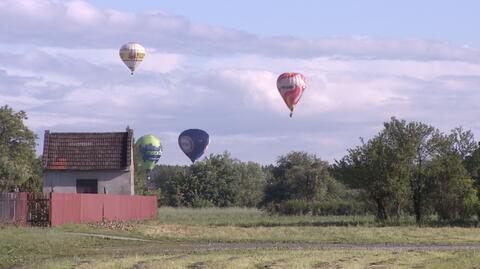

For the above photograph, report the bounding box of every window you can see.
[76,179,98,194]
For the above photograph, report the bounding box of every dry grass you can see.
[28,249,480,269]
[138,223,480,245]
[3,207,480,268]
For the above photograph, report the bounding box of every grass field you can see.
[2,207,480,268]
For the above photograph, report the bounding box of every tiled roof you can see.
[43,129,133,170]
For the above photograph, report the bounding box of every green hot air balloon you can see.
[136,134,162,171]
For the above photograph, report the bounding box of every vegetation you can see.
[23,249,480,269]
[55,208,480,245]
[145,207,480,245]
[0,226,156,268]
[261,151,366,215]
[152,152,267,207]
[0,105,41,192]
[133,140,149,195]
[145,118,480,225]
[1,105,480,226]
[2,208,480,268]
[332,117,480,224]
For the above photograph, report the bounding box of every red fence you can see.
[0,192,28,224]
[50,193,157,226]
[1,192,157,226]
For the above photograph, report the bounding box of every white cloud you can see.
[26,111,107,129]
[65,0,102,25]
[1,0,480,62]
[1,0,480,164]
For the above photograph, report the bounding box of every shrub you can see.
[264,199,366,216]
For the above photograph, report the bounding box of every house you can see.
[42,128,134,195]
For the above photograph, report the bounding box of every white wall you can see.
[43,170,133,195]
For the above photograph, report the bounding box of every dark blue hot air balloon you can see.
[178,129,209,163]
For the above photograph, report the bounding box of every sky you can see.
[1,0,480,165]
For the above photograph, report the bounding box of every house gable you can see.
[43,129,133,171]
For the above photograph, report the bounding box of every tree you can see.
[0,105,39,191]
[464,145,480,187]
[405,120,439,224]
[426,132,479,220]
[133,142,148,195]
[263,151,335,204]
[333,118,414,222]
[426,153,478,220]
[19,156,43,192]
[449,127,478,160]
[334,117,479,224]
[234,161,266,207]
[183,152,241,207]
[151,164,188,206]
[152,152,267,207]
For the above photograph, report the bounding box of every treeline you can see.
[2,105,480,224]
[144,152,367,216]
[139,117,480,225]
[333,117,480,224]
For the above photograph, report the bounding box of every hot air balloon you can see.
[136,134,162,171]
[276,72,306,117]
[119,42,145,75]
[178,129,209,163]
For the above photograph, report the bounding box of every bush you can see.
[264,199,366,216]
[311,200,362,216]
[190,197,214,208]
[279,199,310,215]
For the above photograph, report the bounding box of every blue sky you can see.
[89,0,480,45]
[1,0,480,165]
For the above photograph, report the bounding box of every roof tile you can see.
[43,129,132,170]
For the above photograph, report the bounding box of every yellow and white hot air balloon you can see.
[119,42,145,75]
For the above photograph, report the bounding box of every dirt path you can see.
[67,232,480,252]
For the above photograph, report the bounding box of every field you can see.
[1,207,480,269]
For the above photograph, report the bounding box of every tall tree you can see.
[425,135,478,220]
[405,120,439,224]
[133,142,148,195]
[334,118,413,221]
[334,117,479,224]
[235,161,266,207]
[153,152,267,207]
[151,164,187,206]
[464,146,480,184]
[449,126,478,160]
[19,156,43,192]
[263,151,334,205]
[0,105,39,191]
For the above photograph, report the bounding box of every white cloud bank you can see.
[0,0,480,164]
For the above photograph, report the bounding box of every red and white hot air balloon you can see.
[276,72,306,117]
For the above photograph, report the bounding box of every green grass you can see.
[132,207,480,245]
[22,249,480,269]
[54,208,480,245]
[139,222,480,245]
[0,226,156,268]
[2,207,480,268]
[155,207,377,227]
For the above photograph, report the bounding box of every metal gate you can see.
[27,193,50,227]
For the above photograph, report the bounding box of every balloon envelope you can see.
[178,129,209,163]
[276,72,306,117]
[119,42,145,74]
[136,134,162,170]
